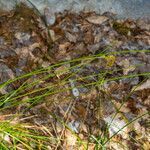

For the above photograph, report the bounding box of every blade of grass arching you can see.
[3,72,150,110]
[103,112,148,146]
[2,57,115,102]
[1,66,149,110]
[0,72,55,101]
[1,62,95,104]
[1,48,149,89]
[0,80,27,107]
[25,70,105,108]
[0,51,106,89]
[0,54,97,101]
[1,49,148,92]
[0,60,145,109]
[1,71,104,107]
[4,72,150,109]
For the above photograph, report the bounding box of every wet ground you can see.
[0,3,150,150]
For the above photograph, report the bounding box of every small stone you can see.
[69,79,80,97]
[72,87,80,97]
[44,7,56,26]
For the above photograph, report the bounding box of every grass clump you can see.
[0,49,149,149]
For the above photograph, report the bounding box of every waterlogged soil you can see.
[0,3,150,150]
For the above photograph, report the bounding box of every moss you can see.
[113,22,131,36]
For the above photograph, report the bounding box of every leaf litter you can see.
[0,2,150,150]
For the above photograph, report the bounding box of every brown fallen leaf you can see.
[134,79,150,91]
[64,130,77,149]
[54,64,70,78]
[65,32,77,43]
[86,15,108,25]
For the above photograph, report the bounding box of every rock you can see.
[86,15,108,25]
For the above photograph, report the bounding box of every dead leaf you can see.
[134,80,150,91]
[59,42,71,52]
[117,58,135,75]
[49,30,56,42]
[64,130,77,148]
[54,64,70,78]
[65,32,77,43]
[86,15,108,25]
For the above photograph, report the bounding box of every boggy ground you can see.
[0,3,150,150]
